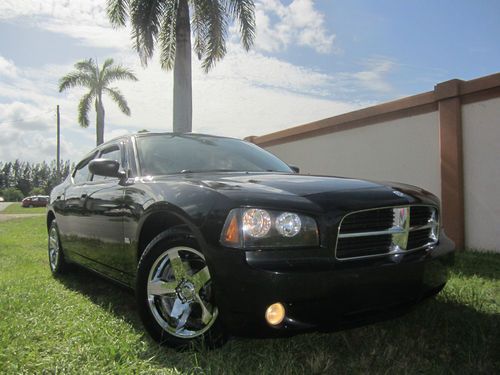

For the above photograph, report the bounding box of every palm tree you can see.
[59,58,138,146]
[106,0,255,133]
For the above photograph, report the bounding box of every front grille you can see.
[340,209,394,233]
[336,235,392,258]
[410,206,433,226]
[336,205,439,260]
[407,228,433,249]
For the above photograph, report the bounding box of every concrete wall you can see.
[462,97,500,250]
[266,111,441,198]
[250,73,500,251]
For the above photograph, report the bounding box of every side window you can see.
[73,155,94,184]
[93,145,123,182]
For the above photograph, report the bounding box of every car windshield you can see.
[136,134,292,175]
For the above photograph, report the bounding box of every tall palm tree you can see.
[59,58,138,146]
[106,0,255,133]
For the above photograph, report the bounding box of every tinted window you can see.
[136,135,292,175]
[93,146,122,181]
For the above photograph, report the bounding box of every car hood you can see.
[152,172,439,213]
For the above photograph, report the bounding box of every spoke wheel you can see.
[48,220,68,274]
[147,246,218,339]
[137,232,226,348]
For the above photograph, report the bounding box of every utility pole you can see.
[56,105,61,182]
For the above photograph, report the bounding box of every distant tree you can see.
[29,187,46,196]
[59,58,138,146]
[107,0,256,133]
[1,187,24,202]
[0,159,73,196]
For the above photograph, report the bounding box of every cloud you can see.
[0,1,397,163]
[254,0,336,54]
[0,56,18,79]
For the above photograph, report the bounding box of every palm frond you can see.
[130,0,166,66]
[107,0,130,27]
[192,0,209,61]
[101,58,115,73]
[74,58,97,76]
[197,0,228,72]
[104,87,131,116]
[58,72,93,92]
[78,90,95,128]
[101,65,138,86]
[159,1,177,70]
[227,0,255,51]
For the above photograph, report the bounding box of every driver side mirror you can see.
[89,159,126,179]
[289,165,300,173]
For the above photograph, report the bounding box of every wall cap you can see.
[249,72,500,146]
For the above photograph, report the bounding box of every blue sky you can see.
[0,0,499,162]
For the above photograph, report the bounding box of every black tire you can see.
[136,230,226,349]
[48,220,69,275]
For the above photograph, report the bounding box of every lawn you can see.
[0,217,498,374]
[1,203,46,214]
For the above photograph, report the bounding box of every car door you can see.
[58,152,97,260]
[82,141,130,278]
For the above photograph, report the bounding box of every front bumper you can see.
[207,230,455,336]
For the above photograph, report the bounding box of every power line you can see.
[0,109,54,126]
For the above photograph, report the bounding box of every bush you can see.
[29,187,46,196]
[0,188,24,202]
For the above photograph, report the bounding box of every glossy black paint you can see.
[48,133,454,335]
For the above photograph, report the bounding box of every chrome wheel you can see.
[147,246,218,339]
[48,225,60,271]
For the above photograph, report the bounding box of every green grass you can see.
[1,203,46,214]
[0,217,498,374]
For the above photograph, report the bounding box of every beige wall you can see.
[462,97,500,250]
[266,111,441,198]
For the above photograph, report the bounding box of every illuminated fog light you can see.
[242,209,272,238]
[265,302,285,326]
[275,212,301,237]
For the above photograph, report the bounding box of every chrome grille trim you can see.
[334,204,439,261]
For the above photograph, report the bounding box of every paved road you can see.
[0,202,13,212]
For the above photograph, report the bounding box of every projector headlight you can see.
[220,208,319,249]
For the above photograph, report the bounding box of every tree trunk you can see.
[95,96,105,146]
[173,0,192,133]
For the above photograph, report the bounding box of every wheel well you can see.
[137,211,192,261]
[46,211,56,232]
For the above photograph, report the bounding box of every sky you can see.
[0,0,499,163]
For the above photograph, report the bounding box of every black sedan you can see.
[47,133,455,348]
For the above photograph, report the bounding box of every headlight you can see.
[220,208,319,249]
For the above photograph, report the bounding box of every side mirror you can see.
[89,159,125,179]
[289,165,300,173]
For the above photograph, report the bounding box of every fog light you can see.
[265,302,285,326]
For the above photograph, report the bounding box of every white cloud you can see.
[0,1,397,163]
[0,56,18,79]
[254,0,336,54]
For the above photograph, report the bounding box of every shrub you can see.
[0,188,24,202]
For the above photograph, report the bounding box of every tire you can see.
[48,220,69,274]
[136,230,226,349]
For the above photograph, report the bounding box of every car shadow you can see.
[56,265,499,374]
